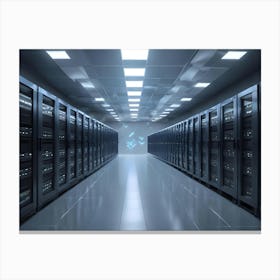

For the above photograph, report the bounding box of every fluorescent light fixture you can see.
[222,51,247,60]
[129,104,139,107]
[160,114,167,117]
[124,68,145,77]
[194,83,210,88]
[131,113,138,116]
[46,50,70,59]
[110,112,115,115]
[127,91,142,96]
[128,98,140,102]
[131,116,137,119]
[121,50,149,60]
[95,97,104,101]
[165,108,174,111]
[130,108,139,111]
[126,81,143,88]
[181,97,192,101]
[81,81,95,88]
[102,104,110,107]
[106,109,114,111]
[170,104,180,108]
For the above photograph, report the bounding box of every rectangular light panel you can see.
[128,98,140,102]
[95,98,104,101]
[121,50,149,60]
[126,81,143,88]
[181,97,192,101]
[46,50,70,59]
[127,91,142,96]
[170,104,180,108]
[165,108,174,111]
[80,81,95,88]
[222,51,247,60]
[129,104,139,107]
[130,108,139,111]
[124,68,145,76]
[194,82,210,88]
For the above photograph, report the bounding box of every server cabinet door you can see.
[186,118,194,174]
[182,121,187,170]
[93,121,98,168]
[208,106,221,188]
[69,109,77,180]
[76,113,83,178]
[238,85,260,212]
[193,115,201,177]
[57,102,68,191]
[200,112,209,182]
[20,78,37,221]
[83,116,89,174]
[100,124,104,164]
[37,88,57,208]
[89,119,93,171]
[221,97,238,199]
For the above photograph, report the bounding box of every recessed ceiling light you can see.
[131,116,137,118]
[129,104,139,107]
[126,81,143,88]
[194,83,210,88]
[124,68,145,77]
[127,91,142,96]
[46,50,70,59]
[160,114,167,117]
[181,97,192,101]
[110,112,115,115]
[165,108,174,111]
[222,51,247,60]
[102,104,110,107]
[131,113,138,116]
[121,49,149,60]
[106,109,114,111]
[130,108,139,111]
[95,98,104,101]
[128,98,140,102]
[170,104,180,108]
[81,81,95,88]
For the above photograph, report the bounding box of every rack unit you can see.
[19,76,118,223]
[148,84,260,216]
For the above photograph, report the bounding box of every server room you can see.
[18,49,261,231]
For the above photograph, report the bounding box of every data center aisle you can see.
[21,154,260,231]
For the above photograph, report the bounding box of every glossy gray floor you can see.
[21,154,261,231]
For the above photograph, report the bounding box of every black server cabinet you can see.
[208,105,221,189]
[186,118,193,174]
[182,121,187,170]
[89,119,94,172]
[69,109,77,181]
[76,112,83,178]
[237,85,260,212]
[220,96,238,199]
[193,115,201,178]
[37,88,57,208]
[93,121,98,169]
[200,111,209,183]
[83,116,89,174]
[100,124,104,165]
[57,101,68,193]
[177,123,183,168]
[20,77,37,221]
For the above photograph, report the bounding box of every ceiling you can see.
[20,49,260,123]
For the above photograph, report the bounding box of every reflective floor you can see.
[21,154,261,231]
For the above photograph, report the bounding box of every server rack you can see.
[20,76,119,223]
[37,87,57,208]
[200,111,209,183]
[220,96,238,199]
[193,115,201,178]
[208,105,221,189]
[237,85,260,213]
[19,77,37,221]
[148,84,260,216]
[57,100,68,193]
